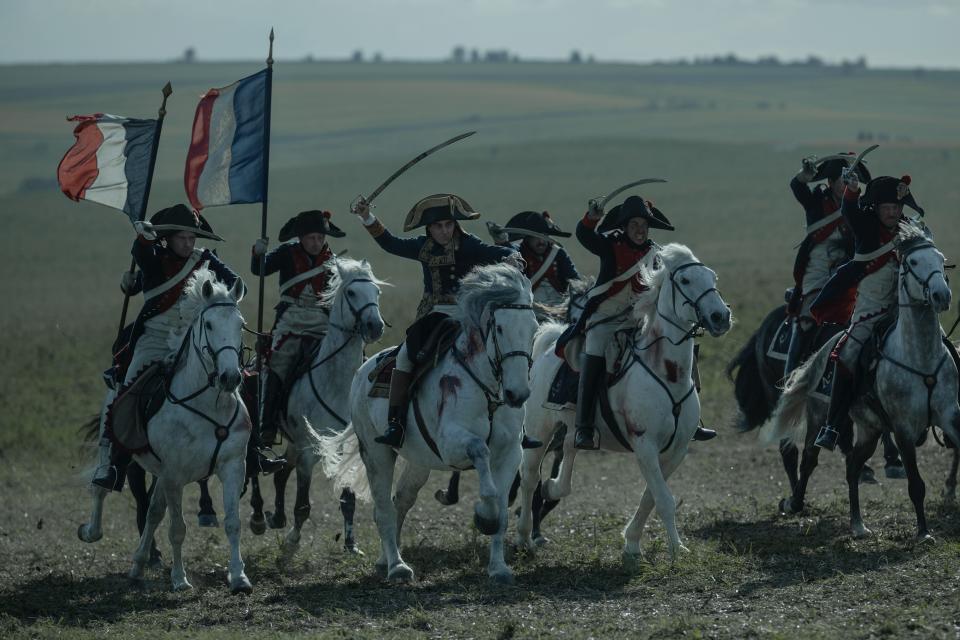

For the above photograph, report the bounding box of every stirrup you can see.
[815,425,839,451]
[574,426,599,450]
[256,448,286,475]
[375,423,405,448]
[521,434,543,449]
[693,425,717,441]
[92,466,120,492]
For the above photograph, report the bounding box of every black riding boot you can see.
[376,369,412,447]
[521,434,544,449]
[784,319,815,381]
[691,345,717,441]
[92,438,130,492]
[252,370,286,475]
[815,364,855,451]
[574,354,606,450]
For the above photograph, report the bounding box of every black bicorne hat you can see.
[503,210,571,241]
[861,175,924,216]
[813,152,872,183]
[403,194,480,231]
[598,195,674,234]
[278,210,345,242]
[149,204,222,241]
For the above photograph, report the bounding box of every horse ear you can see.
[231,277,246,303]
[202,279,214,300]
[362,259,369,268]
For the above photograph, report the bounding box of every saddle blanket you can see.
[767,319,791,362]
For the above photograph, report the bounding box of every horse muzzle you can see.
[704,307,732,337]
[217,369,242,393]
[504,387,530,408]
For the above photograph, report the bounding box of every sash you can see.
[854,241,895,263]
[142,250,202,302]
[584,260,646,301]
[528,244,559,288]
[279,264,328,295]
[805,211,842,235]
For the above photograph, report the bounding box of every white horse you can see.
[321,263,539,584]
[248,258,386,560]
[769,224,960,541]
[79,268,252,592]
[517,244,732,564]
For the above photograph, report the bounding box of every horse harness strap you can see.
[877,327,949,432]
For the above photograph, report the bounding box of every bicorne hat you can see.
[813,152,872,183]
[861,175,924,216]
[598,195,674,234]
[403,194,480,232]
[278,210,345,242]
[149,204,222,241]
[502,210,571,242]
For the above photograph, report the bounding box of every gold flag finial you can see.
[267,28,274,67]
[159,82,173,118]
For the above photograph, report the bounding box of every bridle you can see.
[328,276,381,337]
[898,240,944,309]
[637,262,721,348]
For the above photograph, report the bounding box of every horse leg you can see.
[219,459,253,593]
[266,464,292,529]
[197,478,219,528]
[892,431,933,542]
[633,442,688,560]
[486,442,522,585]
[165,482,191,591]
[435,471,461,506]
[393,463,431,548]
[466,438,500,537]
[362,442,410,582]
[845,429,882,538]
[281,447,319,561]
[516,436,550,552]
[532,453,565,545]
[339,487,363,554]
[779,439,799,497]
[945,448,959,503]
[623,448,685,567]
[248,475,266,535]
[780,443,821,515]
[78,483,109,544]
[128,464,161,567]
[130,483,167,581]
[542,434,578,502]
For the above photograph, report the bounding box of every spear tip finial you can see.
[267,28,274,67]
[158,81,173,118]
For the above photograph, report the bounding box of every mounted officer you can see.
[93,204,245,490]
[251,209,345,464]
[810,172,925,450]
[351,194,528,448]
[487,211,581,312]
[784,152,871,378]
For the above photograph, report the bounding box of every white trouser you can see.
[799,233,848,321]
[837,261,898,370]
[269,302,329,381]
[123,305,185,385]
[584,287,636,357]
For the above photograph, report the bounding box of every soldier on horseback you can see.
[811,172,926,450]
[784,153,871,378]
[251,210,345,469]
[351,194,527,448]
[93,204,244,490]
[487,211,581,311]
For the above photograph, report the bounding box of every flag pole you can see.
[116,82,173,339]
[255,29,274,420]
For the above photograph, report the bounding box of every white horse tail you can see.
[533,321,565,361]
[318,424,371,502]
[764,344,830,445]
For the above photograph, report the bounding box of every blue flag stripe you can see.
[227,69,267,205]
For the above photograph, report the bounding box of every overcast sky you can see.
[1,0,957,68]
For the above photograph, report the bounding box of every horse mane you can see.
[167,266,234,349]
[895,220,933,249]
[631,243,699,325]
[455,263,532,330]
[320,257,388,306]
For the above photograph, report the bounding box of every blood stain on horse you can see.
[438,375,462,418]
[466,330,483,357]
[664,360,679,383]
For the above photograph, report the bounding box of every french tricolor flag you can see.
[57,114,158,221]
[184,69,268,210]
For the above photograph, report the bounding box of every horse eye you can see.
[497,325,503,335]
[681,278,690,285]
[205,321,212,330]
[910,259,918,266]
[347,290,355,297]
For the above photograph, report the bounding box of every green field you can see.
[2,61,960,639]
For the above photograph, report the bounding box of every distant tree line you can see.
[653,53,868,70]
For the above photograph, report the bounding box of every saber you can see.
[590,178,667,212]
[352,131,476,211]
[849,144,879,173]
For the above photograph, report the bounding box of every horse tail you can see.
[764,344,828,446]
[80,414,101,443]
[533,322,565,361]
[318,424,371,502]
[727,305,785,432]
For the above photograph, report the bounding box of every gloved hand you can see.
[798,155,818,183]
[841,166,859,191]
[587,198,604,220]
[120,271,137,294]
[133,220,157,241]
[351,196,371,219]
[253,237,269,256]
[486,221,509,244]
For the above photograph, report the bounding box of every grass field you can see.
[2,61,960,638]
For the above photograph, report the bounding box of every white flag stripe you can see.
[85,120,129,211]
[196,82,238,207]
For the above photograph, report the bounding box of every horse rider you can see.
[810,172,925,450]
[351,194,535,448]
[784,153,870,378]
[251,209,344,464]
[487,210,581,314]
[92,204,271,490]
[556,195,716,450]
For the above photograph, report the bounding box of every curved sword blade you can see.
[365,131,476,205]
[599,178,667,209]
[849,144,879,171]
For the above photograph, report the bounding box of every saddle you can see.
[104,363,168,455]
[368,317,462,398]
[544,331,633,410]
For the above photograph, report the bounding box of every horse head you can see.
[326,258,387,343]
[897,223,951,314]
[188,272,245,393]
[458,263,538,408]
[644,244,732,338]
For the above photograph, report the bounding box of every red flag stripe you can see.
[57,118,105,202]
[184,88,220,211]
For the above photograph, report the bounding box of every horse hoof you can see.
[77,524,101,543]
[490,570,514,585]
[344,542,364,556]
[148,549,163,569]
[230,575,253,594]
[375,562,388,577]
[621,551,644,573]
[249,515,266,536]
[474,512,500,536]
[172,579,193,592]
[533,534,551,547]
[859,466,879,485]
[198,513,219,528]
[265,511,287,529]
[778,497,802,515]
[128,566,145,581]
[851,525,873,539]
[387,564,415,583]
[917,533,936,545]
[669,544,691,561]
[434,489,459,506]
